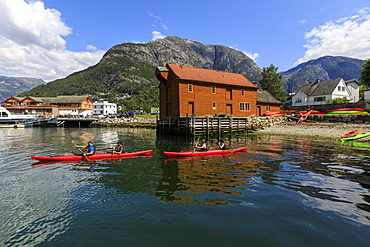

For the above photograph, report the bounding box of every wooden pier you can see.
[48,117,95,127]
[156,116,282,136]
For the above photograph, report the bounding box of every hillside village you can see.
[1,39,368,123]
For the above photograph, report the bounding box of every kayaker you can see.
[113,141,125,154]
[218,139,226,150]
[195,139,208,151]
[76,141,95,156]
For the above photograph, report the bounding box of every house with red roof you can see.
[156,64,280,119]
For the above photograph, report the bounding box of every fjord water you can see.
[1,127,370,246]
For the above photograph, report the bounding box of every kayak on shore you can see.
[341,132,370,142]
[31,150,153,161]
[163,146,248,157]
[297,110,312,124]
[325,110,367,115]
[341,127,362,138]
[325,108,366,113]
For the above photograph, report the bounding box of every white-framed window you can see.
[211,86,216,94]
[239,102,250,111]
[212,102,216,109]
[314,97,325,102]
[188,84,193,92]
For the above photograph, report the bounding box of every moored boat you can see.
[31,150,153,161]
[0,106,38,124]
[163,146,247,157]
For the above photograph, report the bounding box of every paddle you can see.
[72,140,90,161]
[192,137,200,154]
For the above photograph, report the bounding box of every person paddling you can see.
[113,141,125,154]
[195,139,208,151]
[218,139,227,150]
[75,141,95,156]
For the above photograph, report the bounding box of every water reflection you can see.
[158,155,260,205]
[2,127,370,246]
[154,133,370,216]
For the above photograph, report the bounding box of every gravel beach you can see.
[257,122,368,140]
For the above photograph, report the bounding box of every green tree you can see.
[259,64,287,102]
[326,97,350,104]
[359,59,370,87]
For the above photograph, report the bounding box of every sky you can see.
[0,0,370,82]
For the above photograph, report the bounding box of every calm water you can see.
[1,127,370,246]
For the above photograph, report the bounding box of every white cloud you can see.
[86,45,97,51]
[243,51,259,61]
[229,45,259,62]
[0,0,105,81]
[152,31,166,41]
[296,7,370,65]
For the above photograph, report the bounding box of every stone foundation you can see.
[308,114,370,124]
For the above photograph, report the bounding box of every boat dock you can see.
[50,117,95,127]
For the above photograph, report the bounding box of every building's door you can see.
[226,104,233,115]
[188,102,194,115]
[257,106,261,116]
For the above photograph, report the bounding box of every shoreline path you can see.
[257,122,368,140]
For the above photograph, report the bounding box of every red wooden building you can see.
[156,64,280,120]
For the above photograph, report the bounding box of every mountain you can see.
[0,76,45,101]
[20,36,262,98]
[281,56,365,93]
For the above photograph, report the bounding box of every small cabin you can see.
[257,89,282,115]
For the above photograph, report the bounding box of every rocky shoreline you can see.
[257,122,368,140]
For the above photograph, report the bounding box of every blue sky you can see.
[0,0,369,81]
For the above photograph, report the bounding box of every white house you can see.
[292,78,360,107]
[93,101,117,116]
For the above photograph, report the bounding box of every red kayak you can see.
[297,110,312,123]
[31,150,153,161]
[265,112,283,117]
[163,147,247,157]
[326,108,366,113]
[341,127,362,138]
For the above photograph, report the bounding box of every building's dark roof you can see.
[167,64,258,88]
[22,96,43,102]
[50,96,90,103]
[257,89,281,104]
[345,79,359,85]
[39,97,57,105]
[298,78,343,96]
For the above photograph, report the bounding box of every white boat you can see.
[0,106,38,124]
